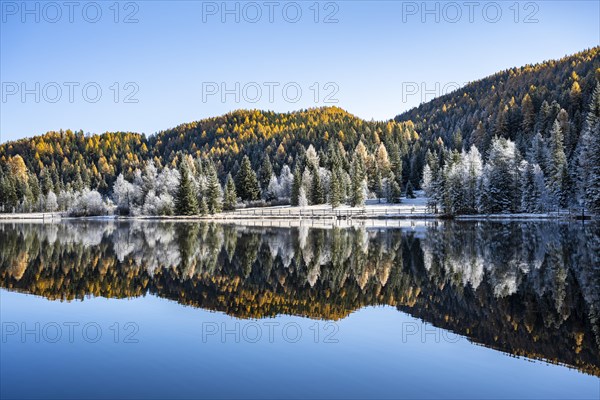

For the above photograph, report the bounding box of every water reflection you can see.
[1,220,599,376]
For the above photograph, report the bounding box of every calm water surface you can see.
[1,220,599,399]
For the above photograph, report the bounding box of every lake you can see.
[1,220,599,399]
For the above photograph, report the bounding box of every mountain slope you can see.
[395,47,600,157]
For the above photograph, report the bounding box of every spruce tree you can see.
[206,163,222,214]
[223,173,237,211]
[291,166,301,206]
[235,156,260,201]
[175,161,199,216]
[258,155,273,192]
[578,83,600,213]
[311,168,324,204]
[350,158,366,207]
[330,166,343,208]
[548,119,568,208]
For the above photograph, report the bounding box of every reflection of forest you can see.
[1,221,599,376]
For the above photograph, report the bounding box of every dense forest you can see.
[397,47,600,214]
[1,221,598,376]
[0,47,599,216]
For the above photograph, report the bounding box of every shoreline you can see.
[0,211,594,223]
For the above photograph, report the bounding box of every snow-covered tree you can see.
[298,187,308,208]
[69,189,108,217]
[479,137,521,213]
[278,165,293,200]
[46,191,58,212]
[112,174,135,215]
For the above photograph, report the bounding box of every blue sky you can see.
[1,0,599,142]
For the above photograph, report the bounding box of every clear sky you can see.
[1,0,599,143]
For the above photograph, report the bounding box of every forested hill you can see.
[0,107,417,195]
[149,106,418,178]
[395,47,600,156]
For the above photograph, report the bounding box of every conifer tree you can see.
[311,168,324,204]
[578,83,600,213]
[223,173,237,211]
[258,155,273,192]
[350,157,366,207]
[291,166,302,206]
[548,119,568,208]
[235,156,260,201]
[206,162,222,214]
[175,161,199,216]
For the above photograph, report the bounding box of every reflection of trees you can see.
[0,221,598,376]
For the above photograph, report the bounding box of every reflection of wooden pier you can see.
[206,217,433,232]
[0,212,62,222]
[215,207,434,220]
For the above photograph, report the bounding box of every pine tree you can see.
[175,161,199,216]
[350,158,366,207]
[206,163,222,214]
[223,173,237,211]
[548,119,568,208]
[330,167,342,208]
[199,196,208,216]
[311,168,324,204]
[235,156,260,201]
[258,155,273,193]
[578,83,600,213]
[291,166,301,206]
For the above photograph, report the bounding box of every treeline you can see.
[110,138,409,216]
[422,83,600,215]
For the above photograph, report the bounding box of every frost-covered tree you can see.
[112,174,135,215]
[265,174,280,201]
[548,119,568,208]
[479,137,520,213]
[577,83,600,214]
[298,187,308,208]
[520,161,548,212]
[69,189,108,217]
[46,191,58,212]
[278,165,293,200]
